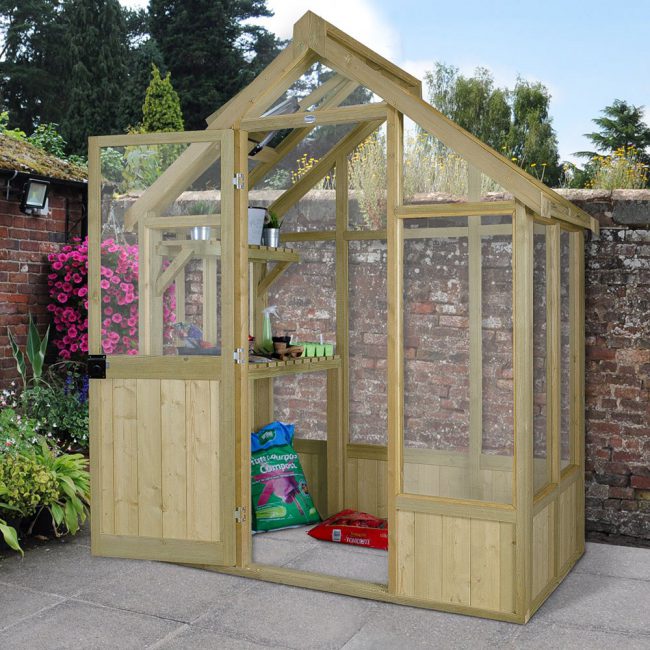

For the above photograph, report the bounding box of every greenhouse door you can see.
[87,130,239,566]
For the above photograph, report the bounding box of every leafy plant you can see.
[0,409,40,454]
[0,480,23,555]
[0,454,59,519]
[7,314,49,389]
[265,209,281,229]
[31,441,90,536]
[28,123,67,158]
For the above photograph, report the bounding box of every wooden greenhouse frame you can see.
[88,12,598,623]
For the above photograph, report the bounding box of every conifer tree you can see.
[141,64,184,132]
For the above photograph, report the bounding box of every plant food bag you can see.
[251,421,320,531]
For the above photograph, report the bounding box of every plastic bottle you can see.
[258,305,278,355]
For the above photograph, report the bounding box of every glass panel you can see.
[560,231,572,468]
[402,117,506,205]
[481,218,514,504]
[99,141,224,356]
[403,218,471,496]
[533,226,550,492]
[349,239,388,444]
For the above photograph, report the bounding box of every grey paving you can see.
[0,534,648,650]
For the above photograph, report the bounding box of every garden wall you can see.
[0,187,85,386]
[259,189,650,543]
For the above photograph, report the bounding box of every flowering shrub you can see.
[47,237,176,358]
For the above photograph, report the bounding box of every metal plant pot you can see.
[262,227,280,248]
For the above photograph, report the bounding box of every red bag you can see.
[307,509,388,550]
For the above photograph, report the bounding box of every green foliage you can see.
[0,408,40,454]
[62,0,129,154]
[149,0,283,131]
[0,110,27,140]
[100,147,125,184]
[576,99,650,168]
[28,122,67,158]
[21,383,89,452]
[31,441,89,535]
[141,64,184,133]
[265,210,281,229]
[0,453,59,518]
[425,64,562,185]
[7,314,49,389]
[0,480,23,555]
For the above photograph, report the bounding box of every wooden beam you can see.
[270,119,384,218]
[386,106,404,595]
[249,80,359,190]
[241,103,387,132]
[513,200,534,618]
[300,12,421,96]
[315,33,596,233]
[256,261,291,298]
[144,214,221,230]
[87,137,102,355]
[396,201,516,219]
[298,74,348,110]
[155,248,193,296]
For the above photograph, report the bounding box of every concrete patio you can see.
[1,528,649,649]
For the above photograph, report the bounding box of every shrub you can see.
[585,146,649,190]
[0,454,59,518]
[0,408,41,455]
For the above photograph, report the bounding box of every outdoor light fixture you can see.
[20,178,50,215]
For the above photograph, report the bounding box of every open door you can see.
[88,130,238,566]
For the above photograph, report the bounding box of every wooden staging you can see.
[88,11,593,624]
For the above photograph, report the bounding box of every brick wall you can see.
[0,186,85,387]
[565,190,650,542]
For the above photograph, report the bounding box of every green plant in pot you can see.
[262,209,281,247]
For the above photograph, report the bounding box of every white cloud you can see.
[254,0,400,61]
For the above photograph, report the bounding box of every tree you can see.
[0,1,68,132]
[149,0,283,130]
[61,0,129,154]
[576,99,650,165]
[141,64,184,132]
[425,64,562,186]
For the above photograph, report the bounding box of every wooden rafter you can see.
[242,103,387,132]
[269,119,384,218]
[306,20,596,232]
[155,248,193,296]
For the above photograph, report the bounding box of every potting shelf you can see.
[156,239,300,263]
[248,355,340,379]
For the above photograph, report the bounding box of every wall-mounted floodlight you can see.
[20,179,50,215]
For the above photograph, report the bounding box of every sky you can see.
[120,0,650,164]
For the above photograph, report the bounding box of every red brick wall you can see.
[0,185,85,387]
[567,190,650,542]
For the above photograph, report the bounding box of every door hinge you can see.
[233,173,245,190]
[234,506,247,523]
[233,348,245,364]
[87,354,107,379]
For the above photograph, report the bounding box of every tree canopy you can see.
[577,99,650,165]
[141,64,184,132]
[425,64,562,186]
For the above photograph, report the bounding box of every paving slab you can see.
[75,560,253,623]
[0,583,64,632]
[0,599,181,649]
[533,571,650,635]
[341,601,520,649]
[574,541,650,581]
[284,543,388,584]
[508,621,650,649]
[0,539,136,597]
[152,624,290,649]
[194,580,376,650]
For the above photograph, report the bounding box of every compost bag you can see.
[251,421,320,531]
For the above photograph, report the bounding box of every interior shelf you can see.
[157,239,300,263]
[248,355,340,379]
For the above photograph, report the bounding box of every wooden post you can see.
[386,106,404,594]
[467,165,483,500]
[513,201,534,619]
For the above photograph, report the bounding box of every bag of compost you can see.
[251,421,320,532]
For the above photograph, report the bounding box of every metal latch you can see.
[232,173,245,190]
[233,348,245,364]
[87,354,107,379]
[234,506,247,523]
